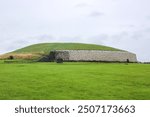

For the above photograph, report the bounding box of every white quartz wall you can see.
[57,50,137,62]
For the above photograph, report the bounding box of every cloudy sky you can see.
[0,0,150,61]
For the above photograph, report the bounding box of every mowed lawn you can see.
[0,61,150,100]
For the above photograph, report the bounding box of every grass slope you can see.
[0,61,150,100]
[0,43,123,60]
[12,43,122,54]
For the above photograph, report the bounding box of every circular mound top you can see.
[12,43,123,54]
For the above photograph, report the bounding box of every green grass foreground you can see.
[0,61,150,100]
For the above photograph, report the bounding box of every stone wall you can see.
[54,50,137,62]
[55,51,69,60]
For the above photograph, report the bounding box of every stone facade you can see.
[49,50,137,62]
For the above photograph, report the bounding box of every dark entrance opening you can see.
[56,58,63,63]
[127,59,130,63]
[49,51,56,62]
[8,55,14,60]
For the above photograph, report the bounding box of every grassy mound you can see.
[12,43,122,54]
[0,43,123,60]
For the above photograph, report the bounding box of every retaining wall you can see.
[53,50,137,62]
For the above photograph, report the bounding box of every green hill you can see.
[0,43,123,60]
[12,43,122,54]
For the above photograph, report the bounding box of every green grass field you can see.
[0,61,150,100]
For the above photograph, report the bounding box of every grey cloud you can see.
[129,25,135,28]
[131,33,143,40]
[57,36,84,43]
[102,29,150,62]
[144,28,150,33]
[146,16,150,20]
[3,39,31,53]
[31,35,55,42]
[111,32,129,41]
[87,34,108,45]
[0,34,56,54]
[119,24,135,28]
[0,39,26,54]
[89,11,104,17]
[130,28,150,41]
